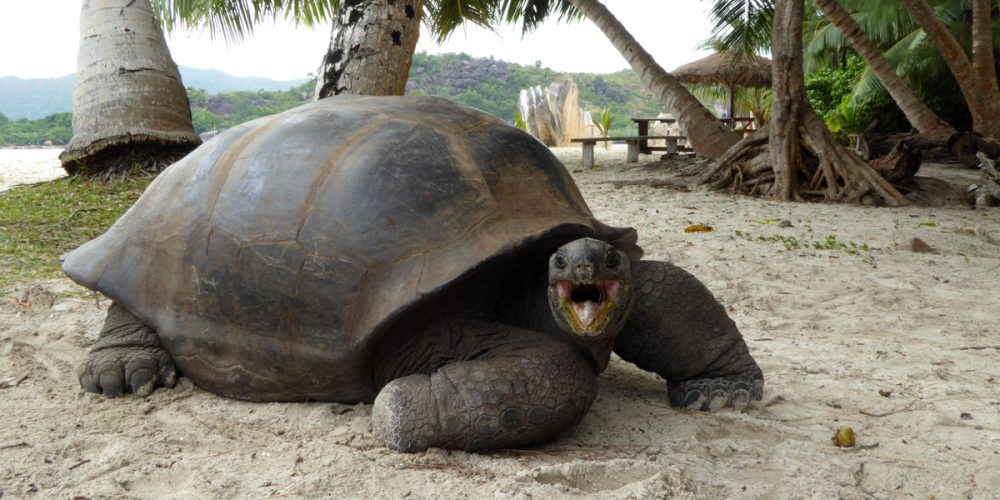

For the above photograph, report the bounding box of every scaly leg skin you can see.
[614,260,764,411]
[371,325,597,452]
[78,302,178,397]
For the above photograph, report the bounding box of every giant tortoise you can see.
[64,96,764,452]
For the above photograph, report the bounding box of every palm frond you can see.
[706,0,774,56]
[496,0,582,36]
[152,0,338,42]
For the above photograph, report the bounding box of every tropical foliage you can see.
[0,113,73,146]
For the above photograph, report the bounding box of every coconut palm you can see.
[811,0,954,137]
[60,0,201,176]
[897,0,1000,139]
[156,0,496,97]
[552,0,741,158]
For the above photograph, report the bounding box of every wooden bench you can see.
[570,135,686,168]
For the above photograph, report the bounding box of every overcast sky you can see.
[0,0,718,81]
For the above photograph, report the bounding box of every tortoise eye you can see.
[554,254,567,269]
[605,251,620,269]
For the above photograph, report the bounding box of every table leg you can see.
[626,140,639,163]
[581,142,595,168]
[637,121,651,155]
[666,138,677,155]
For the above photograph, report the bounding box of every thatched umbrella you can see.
[673,52,772,125]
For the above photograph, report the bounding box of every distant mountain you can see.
[0,75,74,121]
[0,67,308,119]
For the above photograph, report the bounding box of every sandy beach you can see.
[1,145,998,498]
[0,148,65,192]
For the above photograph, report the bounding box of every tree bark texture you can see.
[898,0,1000,139]
[60,0,200,175]
[769,0,805,200]
[812,0,954,137]
[971,0,998,95]
[566,0,741,159]
[315,0,424,98]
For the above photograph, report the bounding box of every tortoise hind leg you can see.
[78,302,178,397]
[372,323,597,452]
[615,260,764,411]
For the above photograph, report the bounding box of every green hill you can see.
[2,53,665,145]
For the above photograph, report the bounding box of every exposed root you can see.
[696,112,910,206]
[62,142,195,180]
[966,152,1000,207]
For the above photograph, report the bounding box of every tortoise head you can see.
[547,238,633,340]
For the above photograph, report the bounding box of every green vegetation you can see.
[734,230,876,265]
[407,52,662,136]
[0,175,154,287]
[0,112,72,146]
[186,81,314,134]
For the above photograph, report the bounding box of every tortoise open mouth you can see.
[554,280,623,335]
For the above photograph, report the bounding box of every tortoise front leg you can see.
[615,260,764,410]
[78,302,178,397]
[372,324,597,452]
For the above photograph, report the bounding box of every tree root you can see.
[62,142,195,180]
[696,112,910,206]
[966,152,1000,207]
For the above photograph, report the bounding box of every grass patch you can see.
[0,175,154,288]
[734,230,877,266]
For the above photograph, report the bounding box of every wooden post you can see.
[626,140,640,162]
[582,141,595,168]
[666,138,677,155]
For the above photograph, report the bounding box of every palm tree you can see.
[811,0,954,137]
[156,0,494,97]
[560,0,741,158]
[60,0,201,176]
[897,0,1000,139]
[314,0,425,97]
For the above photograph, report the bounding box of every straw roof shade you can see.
[672,51,772,88]
[673,52,772,123]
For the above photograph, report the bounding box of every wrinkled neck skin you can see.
[495,262,622,372]
[373,257,622,390]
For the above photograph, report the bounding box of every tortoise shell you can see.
[63,96,641,401]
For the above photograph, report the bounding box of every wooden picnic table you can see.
[570,135,685,168]
[631,117,677,154]
[631,116,756,153]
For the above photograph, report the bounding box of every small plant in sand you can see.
[592,105,613,149]
[734,230,876,265]
[0,175,153,289]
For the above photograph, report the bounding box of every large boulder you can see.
[517,79,596,147]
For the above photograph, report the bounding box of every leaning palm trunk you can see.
[564,0,740,159]
[697,0,908,206]
[812,0,954,138]
[898,0,1000,139]
[315,0,424,98]
[60,0,200,176]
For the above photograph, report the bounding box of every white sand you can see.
[1,146,998,498]
[0,148,65,192]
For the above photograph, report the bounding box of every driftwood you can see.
[869,140,922,185]
[859,132,952,161]
[965,153,1000,207]
[948,132,1000,168]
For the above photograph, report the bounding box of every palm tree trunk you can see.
[971,0,998,94]
[812,0,955,138]
[60,0,200,176]
[770,0,804,200]
[898,0,1000,139]
[565,0,740,159]
[699,0,908,206]
[315,0,424,98]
